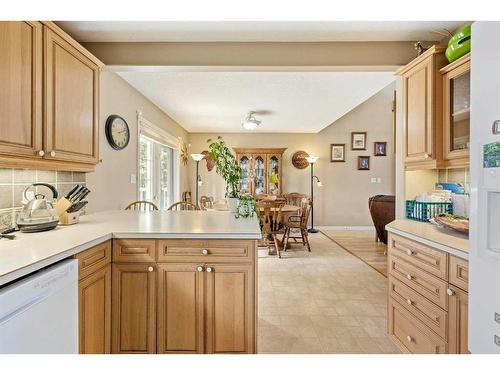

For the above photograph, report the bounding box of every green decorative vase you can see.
[446,24,471,63]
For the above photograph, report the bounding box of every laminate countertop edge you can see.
[386,219,469,260]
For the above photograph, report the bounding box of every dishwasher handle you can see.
[0,291,50,325]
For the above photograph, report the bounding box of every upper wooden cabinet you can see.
[396,46,448,170]
[441,53,470,167]
[234,148,286,196]
[0,21,103,172]
[0,21,43,159]
[44,25,100,164]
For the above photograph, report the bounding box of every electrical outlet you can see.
[130,174,137,184]
[371,177,377,183]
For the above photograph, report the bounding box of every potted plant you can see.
[207,136,241,212]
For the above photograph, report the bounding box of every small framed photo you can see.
[374,142,387,156]
[358,156,370,170]
[351,132,367,150]
[330,144,346,162]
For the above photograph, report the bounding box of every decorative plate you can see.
[292,151,310,169]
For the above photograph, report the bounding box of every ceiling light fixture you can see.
[242,111,261,130]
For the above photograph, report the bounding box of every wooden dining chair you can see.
[283,192,308,209]
[255,193,274,201]
[282,198,312,252]
[167,201,200,211]
[125,200,159,211]
[199,196,214,210]
[257,200,285,258]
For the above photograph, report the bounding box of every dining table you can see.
[258,204,301,255]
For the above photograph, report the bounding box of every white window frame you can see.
[137,111,180,207]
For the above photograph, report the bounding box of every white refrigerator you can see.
[469,21,500,353]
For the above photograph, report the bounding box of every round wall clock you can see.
[292,150,310,169]
[105,115,130,150]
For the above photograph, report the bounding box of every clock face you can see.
[106,115,130,150]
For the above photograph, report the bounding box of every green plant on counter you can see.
[207,136,241,198]
[235,194,257,218]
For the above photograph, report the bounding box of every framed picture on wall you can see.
[330,144,346,162]
[374,142,387,156]
[351,132,367,150]
[358,156,370,170]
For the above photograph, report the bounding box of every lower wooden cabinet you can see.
[157,263,205,353]
[111,263,157,354]
[448,286,469,354]
[78,265,111,354]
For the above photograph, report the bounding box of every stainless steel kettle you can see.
[17,183,60,232]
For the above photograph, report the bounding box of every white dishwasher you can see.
[0,259,78,354]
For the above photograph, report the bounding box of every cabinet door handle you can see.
[206,267,213,273]
[446,288,454,296]
[148,266,154,272]
[406,298,412,305]
[424,153,430,159]
[38,150,45,157]
[50,150,56,157]
[201,249,208,255]
[197,266,204,272]
[406,274,413,280]
[406,249,413,256]
[406,335,412,343]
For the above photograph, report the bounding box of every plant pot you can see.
[227,197,239,213]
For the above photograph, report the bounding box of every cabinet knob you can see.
[206,267,213,273]
[148,266,154,272]
[38,150,45,157]
[201,249,208,255]
[406,298,412,305]
[197,266,204,272]
[406,249,412,256]
[406,274,413,280]
[406,335,412,343]
[447,288,454,296]
[424,153,430,159]
[50,150,56,157]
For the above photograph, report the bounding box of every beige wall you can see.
[86,71,189,212]
[188,83,396,226]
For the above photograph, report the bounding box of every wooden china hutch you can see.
[234,148,286,196]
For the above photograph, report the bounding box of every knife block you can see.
[59,211,80,226]
[55,197,73,216]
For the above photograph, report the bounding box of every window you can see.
[138,134,177,210]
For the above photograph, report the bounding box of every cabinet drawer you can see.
[112,239,156,263]
[389,299,447,354]
[75,241,111,280]
[388,234,448,279]
[449,255,468,292]
[389,254,448,310]
[389,276,448,339]
[157,239,255,263]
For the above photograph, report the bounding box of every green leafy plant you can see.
[207,136,241,198]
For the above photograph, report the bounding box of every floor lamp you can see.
[190,153,205,207]
[306,156,322,233]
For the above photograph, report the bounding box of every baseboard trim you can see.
[318,225,375,231]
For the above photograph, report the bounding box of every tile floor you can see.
[257,232,400,354]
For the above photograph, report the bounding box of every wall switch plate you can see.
[371,177,377,183]
[495,335,500,347]
[377,177,382,183]
[130,174,137,184]
[495,312,500,324]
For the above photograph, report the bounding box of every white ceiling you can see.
[57,21,465,42]
[117,71,395,133]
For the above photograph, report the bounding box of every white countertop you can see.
[386,219,469,259]
[0,210,261,286]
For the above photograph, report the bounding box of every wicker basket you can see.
[406,200,453,222]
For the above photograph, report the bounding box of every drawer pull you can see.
[201,249,208,255]
[406,274,413,280]
[38,150,45,157]
[197,266,204,272]
[406,249,413,256]
[406,298,412,305]
[50,150,56,157]
[406,335,413,343]
[446,288,454,296]
[148,266,154,272]
[206,267,213,273]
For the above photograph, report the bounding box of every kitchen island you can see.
[0,210,261,354]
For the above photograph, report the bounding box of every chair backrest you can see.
[300,198,312,227]
[125,200,159,212]
[199,196,214,210]
[283,192,308,207]
[167,201,200,211]
[255,193,274,201]
[257,200,284,234]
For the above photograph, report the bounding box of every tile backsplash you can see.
[0,168,86,231]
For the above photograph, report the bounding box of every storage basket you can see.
[405,200,453,222]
